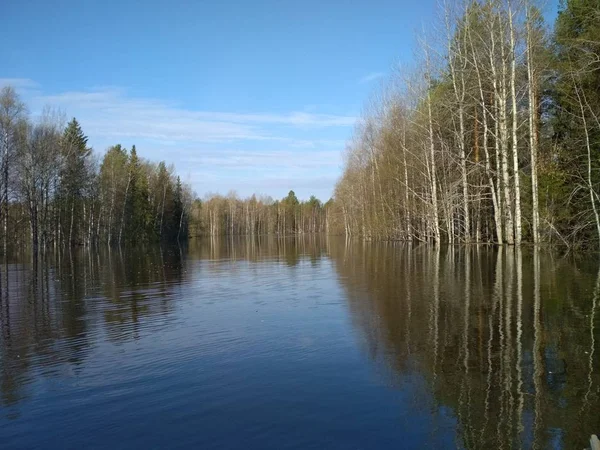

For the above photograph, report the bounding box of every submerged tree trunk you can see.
[526,7,540,244]
[447,7,470,242]
[509,6,522,245]
[69,200,75,247]
[498,18,515,245]
[159,183,166,238]
[3,131,8,257]
[470,25,502,243]
[118,173,131,246]
[177,209,184,242]
[426,64,440,243]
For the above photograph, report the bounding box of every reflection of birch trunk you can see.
[405,243,412,355]
[583,265,600,412]
[464,250,471,374]
[428,245,441,384]
[459,249,473,445]
[504,249,515,442]
[497,247,506,444]
[515,247,524,442]
[533,248,542,449]
[481,247,503,447]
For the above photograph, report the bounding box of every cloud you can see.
[21,87,355,146]
[184,149,341,171]
[359,72,385,84]
[1,80,350,199]
[0,78,40,90]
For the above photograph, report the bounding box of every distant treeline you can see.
[188,191,333,237]
[332,0,600,247]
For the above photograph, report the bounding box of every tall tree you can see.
[99,145,129,244]
[60,118,91,246]
[124,146,152,243]
[0,87,25,255]
[17,112,62,257]
[525,4,547,244]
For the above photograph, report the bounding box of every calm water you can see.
[0,237,599,449]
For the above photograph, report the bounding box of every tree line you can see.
[0,90,332,255]
[189,190,332,237]
[0,93,196,255]
[332,0,600,247]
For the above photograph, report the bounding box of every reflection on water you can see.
[0,238,599,449]
[332,242,600,449]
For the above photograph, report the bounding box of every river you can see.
[0,237,598,449]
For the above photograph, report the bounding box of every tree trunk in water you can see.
[447,13,470,242]
[118,174,131,246]
[427,89,440,243]
[402,133,412,241]
[30,201,38,261]
[470,24,503,243]
[509,7,522,245]
[177,210,184,242]
[3,130,8,257]
[159,183,166,238]
[527,7,540,244]
[69,200,75,247]
[499,22,515,244]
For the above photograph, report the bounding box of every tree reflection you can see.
[330,242,600,449]
[0,236,330,415]
[0,246,187,412]
[187,234,329,266]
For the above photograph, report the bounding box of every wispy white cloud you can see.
[359,72,385,84]
[184,149,341,170]
[0,78,40,90]
[0,79,350,199]
[23,87,355,145]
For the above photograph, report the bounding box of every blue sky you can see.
[1,0,560,201]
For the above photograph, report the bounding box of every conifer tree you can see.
[60,118,91,246]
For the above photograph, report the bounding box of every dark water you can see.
[0,238,599,449]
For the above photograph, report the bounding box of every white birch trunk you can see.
[526,6,540,244]
[509,4,522,245]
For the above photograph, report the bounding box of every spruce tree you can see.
[60,118,91,246]
[125,146,153,243]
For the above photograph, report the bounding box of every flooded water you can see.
[0,237,599,449]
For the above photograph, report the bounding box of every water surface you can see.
[0,238,599,449]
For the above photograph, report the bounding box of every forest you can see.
[0,97,198,255]
[2,0,599,252]
[332,0,600,247]
[188,191,332,237]
[0,91,331,254]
